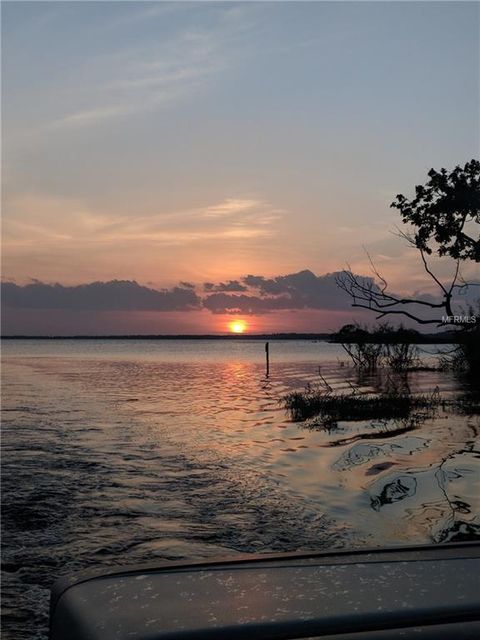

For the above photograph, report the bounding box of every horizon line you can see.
[1,330,455,341]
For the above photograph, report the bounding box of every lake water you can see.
[1,339,479,639]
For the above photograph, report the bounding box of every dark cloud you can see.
[243,270,354,302]
[204,270,359,314]
[1,280,201,311]
[243,275,286,295]
[202,292,293,315]
[213,270,480,317]
[6,269,471,320]
[1,271,363,315]
[203,280,247,292]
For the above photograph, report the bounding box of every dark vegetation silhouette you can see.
[336,160,480,373]
[391,159,479,262]
[288,160,480,425]
[333,323,421,373]
[333,323,422,344]
[337,160,479,325]
[283,373,439,427]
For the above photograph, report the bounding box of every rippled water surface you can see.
[1,339,479,639]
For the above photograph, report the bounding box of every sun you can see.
[229,320,247,334]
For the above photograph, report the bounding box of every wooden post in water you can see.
[265,341,270,377]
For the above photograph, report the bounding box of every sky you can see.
[2,1,479,334]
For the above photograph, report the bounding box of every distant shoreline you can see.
[1,333,332,341]
[1,332,457,343]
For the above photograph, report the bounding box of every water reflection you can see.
[1,342,479,640]
[432,447,480,542]
[371,476,418,510]
[332,437,428,471]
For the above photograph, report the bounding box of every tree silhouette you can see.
[391,159,479,262]
[336,161,479,328]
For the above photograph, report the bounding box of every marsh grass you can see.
[282,368,443,429]
[384,342,420,372]
[341,342,384,372]
[439,330,480,375]
[452,388,480,415]
[283,386,438,426]
[341,340,420,372]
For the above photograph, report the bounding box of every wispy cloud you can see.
[50,106,132,130]
[44,5,257,131]
[202,199,266,218]
[3,194,283,249]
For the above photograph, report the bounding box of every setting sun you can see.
[229,320,248,334]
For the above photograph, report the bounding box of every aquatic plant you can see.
[335,323,423,372]
[341,341,384,372]
[451,388,480,415]
[282,385,438,426]
[384,342,420,372]
[439,320,480,374]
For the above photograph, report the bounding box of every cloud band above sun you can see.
[4,268,478,315]
[1,270,357,313]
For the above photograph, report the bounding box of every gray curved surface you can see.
[50,542,480,640]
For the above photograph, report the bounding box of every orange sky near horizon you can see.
[2,2,478,335]
[1,307,369,336]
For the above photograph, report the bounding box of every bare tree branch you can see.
[336,250,469,327]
